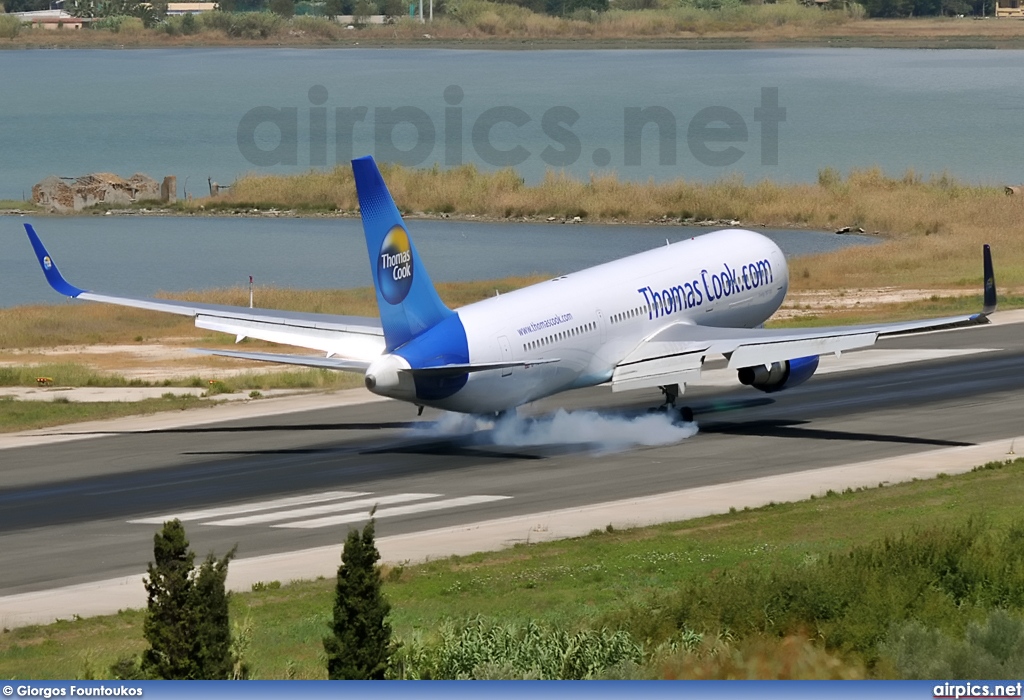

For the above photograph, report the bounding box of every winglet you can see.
[982,243,997,316]
[24,223,86,298]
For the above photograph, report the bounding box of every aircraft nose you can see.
[364,353,415,400]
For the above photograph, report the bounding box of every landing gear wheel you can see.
[678,406,694,423]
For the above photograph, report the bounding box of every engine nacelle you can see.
[737,355,820,393]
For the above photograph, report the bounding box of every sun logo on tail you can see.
[377,225,413,305]
[42,256,52,271]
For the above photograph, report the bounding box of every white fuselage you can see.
[375,229,789,413]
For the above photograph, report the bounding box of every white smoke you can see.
[414,408,698,452]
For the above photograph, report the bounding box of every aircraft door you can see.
[497,335,513,376]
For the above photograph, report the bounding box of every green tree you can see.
[381,0,406,18]
[3,0,49,12]
[352,0,374,22]
[269,0,295,15]
[192,548,239,680]
[139,519,239,680]
[141,519,199,680]
[324,515,395,680]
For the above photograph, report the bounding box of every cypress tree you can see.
[324,516,395,680]
[141,519,198,680]
[139,519,238,680]
[191,547,238,680]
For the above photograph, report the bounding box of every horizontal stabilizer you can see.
[190,349,371,372]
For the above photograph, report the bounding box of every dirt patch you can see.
[0,342,314,381]
[775,287,978,320]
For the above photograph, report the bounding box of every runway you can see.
[1,318,1022,603]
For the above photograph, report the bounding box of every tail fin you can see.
[352,156,453,352]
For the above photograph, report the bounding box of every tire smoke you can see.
[419,408,698,452]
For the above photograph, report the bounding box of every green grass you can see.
[0,364,361,392]
[0,368,363,433]
[4,457,1024,679]
[0,200,37,211]
[0,394,216,432]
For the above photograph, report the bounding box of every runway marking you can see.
[274,495,514,530]
[127,490,370,524]
[128,491,513,529]
[205,493,440,527]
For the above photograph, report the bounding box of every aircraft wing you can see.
[612,245,996,392]
[24,224,385,366]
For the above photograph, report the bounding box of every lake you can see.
[0,215,872,308]
[2,48,1022,201]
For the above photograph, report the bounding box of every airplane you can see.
[24,155,997,424]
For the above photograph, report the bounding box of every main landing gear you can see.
[655,384,694,424]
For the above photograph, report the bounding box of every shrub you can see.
[0,15,22,38]
[883,610,1024,679]
[392,617,643,679]
[198,11,283,38]
[627,518,1024,665]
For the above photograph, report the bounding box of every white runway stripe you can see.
[273,495,513,529]
[205,493,440,527]
[128,490,369,524]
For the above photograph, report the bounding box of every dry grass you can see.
[0,277,548,351]
[211,165,1024,291]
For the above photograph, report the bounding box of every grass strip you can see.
[0,394,217,432]
[3,456,1023,679]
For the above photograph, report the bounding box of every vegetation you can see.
[324,516,395,679]
[5,457,1024,679]
[0,393,216,433]
[0,278,545,350]
[5,2,1024,49]
[131,520,238,679]
[884,609,1024,679]
[213,164,1024,291]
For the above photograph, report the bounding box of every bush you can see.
[198,10,283,38]
[269,0,295,16]
[290,14,344,37]
[162,12,199,34]
[615,518,1024,665]
[883,610,1024,679]
[0,14,22,38]
[392,617,643,679]
[91,14,136,31]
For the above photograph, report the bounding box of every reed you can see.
[212,165,1024,291]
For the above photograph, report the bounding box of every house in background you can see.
[996,0,1023,16]
[12,9,91,28]
[165,3,217,14]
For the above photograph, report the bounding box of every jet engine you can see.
[737,355,820,393]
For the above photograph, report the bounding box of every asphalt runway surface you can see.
[1,322,1022,596]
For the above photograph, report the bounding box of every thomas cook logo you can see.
[377,225,413,305]
[42,256,52,271]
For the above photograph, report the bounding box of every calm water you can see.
[1,48,1022,200]
[0,215,873,308]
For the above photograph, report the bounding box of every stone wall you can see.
[32,172,162,212]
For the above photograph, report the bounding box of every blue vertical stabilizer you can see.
[352,156,453,351]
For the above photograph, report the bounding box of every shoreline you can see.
[3,19,1024,51]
